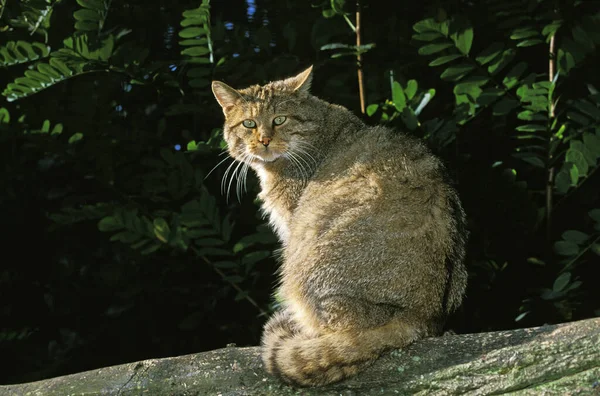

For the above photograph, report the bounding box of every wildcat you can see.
[211,66,468,387]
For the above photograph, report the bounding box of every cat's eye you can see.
[273,116,287,126]
[242,119,256,128]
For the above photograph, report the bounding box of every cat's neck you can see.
[251,102,364,243]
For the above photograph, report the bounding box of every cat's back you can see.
[288,125,454,254]
[303,125,447,207]
[282,124,462,313]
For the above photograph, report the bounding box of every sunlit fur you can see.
[212,67,468,387]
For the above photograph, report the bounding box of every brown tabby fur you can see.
[211,66,468,387]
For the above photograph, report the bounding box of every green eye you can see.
[273,116,287,126]
[242,119,256,128]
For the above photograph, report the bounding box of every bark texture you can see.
[2,317,599,395]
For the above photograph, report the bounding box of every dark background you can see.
[1,0,599,385]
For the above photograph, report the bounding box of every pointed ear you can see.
[283,66,313,94]
[212,81,241,113]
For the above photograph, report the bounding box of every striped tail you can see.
[261,310,421,387]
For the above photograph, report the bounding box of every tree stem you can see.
[546,35,556,241]
[356,0,365,114]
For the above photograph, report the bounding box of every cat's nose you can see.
[261,137,271,146]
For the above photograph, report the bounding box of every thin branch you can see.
[191,245,268,317]
[546,35,556,240]
[554,161,600,212]
[562,235,600,272]
[355,0,365,114]
[342,14,356,32]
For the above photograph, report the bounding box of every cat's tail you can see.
[261,311,421,387]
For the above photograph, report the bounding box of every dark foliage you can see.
[1,0,599,385]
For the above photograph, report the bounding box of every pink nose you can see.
[261,137,271,146]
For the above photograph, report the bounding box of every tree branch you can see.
[2,318,599,395]
[355,0,365,114]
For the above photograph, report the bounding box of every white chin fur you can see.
[254,152,282,163]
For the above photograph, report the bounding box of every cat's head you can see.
[212,67,317,165]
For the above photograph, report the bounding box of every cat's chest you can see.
[255,166,296,244]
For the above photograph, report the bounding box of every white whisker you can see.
[206,155,234,180]
[227,157,246,202]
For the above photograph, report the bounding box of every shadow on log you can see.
[2,318,599,395]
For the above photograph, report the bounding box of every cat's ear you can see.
[284,66,313,94]
[212,81,241,113]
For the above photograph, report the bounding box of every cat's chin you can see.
[252,152,282,163]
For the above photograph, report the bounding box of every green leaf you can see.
[553,272,571,292]
[554,241,579,256]
[413,32,444,41]
[405,80,417,100]
[49,59,74,76]
[181,46,210,56]
[141,243,161,255]
[589,209,600,223]
[195,238,225,247]
[454,26,473,55]
[153,218,171,243]
[98,216,122,232]
[74,20,98,31]
[0,108,10,123]
[516,124,546,132]
[413,18,442,34]
[76,0,106,11]
[418,43,454,55]
[179,27,207,38]
[213,261,238,269]
[366,104,378,116]
[401,107,419,130]
[518,111,547,121]
[195,247,234,257]
[180,39,209,47]
[429,54,462,66]
[554,168,571,194]
[181,17,207,27]
[566,149,588,177]
[516,39,543,47]
[510,28,538,40]
[561,230,589,245]
[242,251,271,266]
[392,81,406,111]
[475,42,504,65]
[68,132,83,144]
[515,312,529,322]
[502,62,527,89]
[74,9,102,21]
[493,98,519,116]
[440,63,474,81]
[110,231,143,244]
[568,162,579,185]
[576,100,600,121]
[567,111,591,126]
[583,133,600,158]
[488,49,515,75]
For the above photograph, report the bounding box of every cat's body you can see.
[212,67,468,387]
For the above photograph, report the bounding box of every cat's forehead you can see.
[237,83,298,112]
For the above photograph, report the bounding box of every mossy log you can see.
[2,317,599,395]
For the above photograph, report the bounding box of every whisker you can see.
[221,155,240,195]
[294,141,321,166]
[293,146,318,170]
[236,153,251,202]
[227,154,247,202]
[205,155,234,180]
[285,151,308,182]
